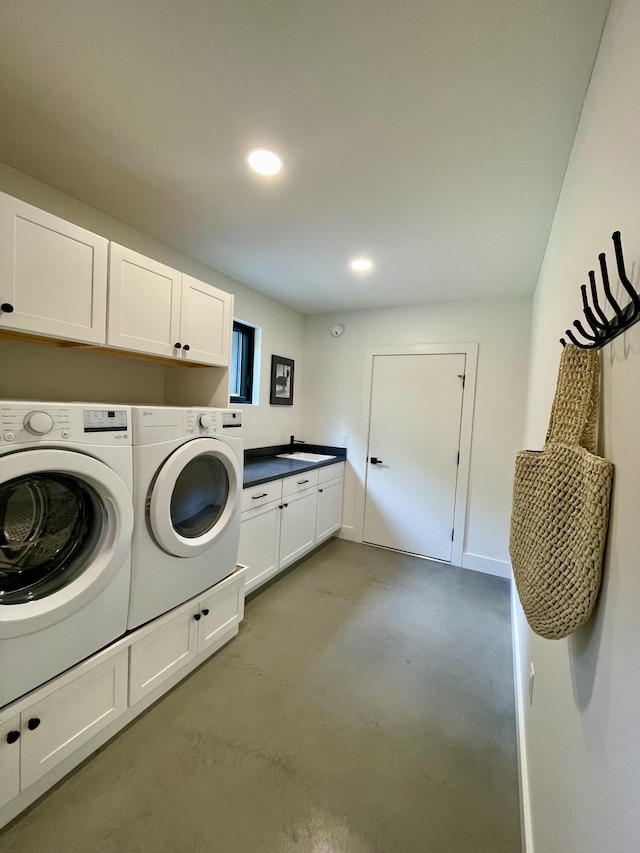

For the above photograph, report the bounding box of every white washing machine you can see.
[127,406,243,630]
[0,402,133,709]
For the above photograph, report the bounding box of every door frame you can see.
[354,342,478,567]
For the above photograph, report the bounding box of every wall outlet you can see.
[529,662,535,705]
[340,434,348,447]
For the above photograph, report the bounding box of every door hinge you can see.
[456,451,460,466]
[451,528,455,541]
[457,373,465,388]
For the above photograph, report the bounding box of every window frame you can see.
[230,320,256,405]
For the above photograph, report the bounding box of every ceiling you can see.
[0,0,611,314]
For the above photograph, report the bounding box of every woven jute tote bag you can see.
[509,345,613,639]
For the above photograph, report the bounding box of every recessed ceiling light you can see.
[350,258,373,272]
[247,148,283,176]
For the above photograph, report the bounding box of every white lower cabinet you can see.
[316,476,344,542]
[128,568,246,705]
[196,577,246,654]
[279,488,318,568]
[240,462,345,594]
[0,649,127,809]
[238,499,282,594]
[0,568,246,828]
[0,714,20,810]
[128,608,198,706]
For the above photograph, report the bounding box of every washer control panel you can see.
[0,404,130,445]
[83,409,128,433]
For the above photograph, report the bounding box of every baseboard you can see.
[338,524,355,541]
[511,582,534,853]
[461,552,511,579]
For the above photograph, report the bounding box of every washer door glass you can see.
[170,456,229,539]
[0,473,107,605]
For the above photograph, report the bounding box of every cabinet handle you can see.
[1,303,14,314]
[193,613,202,621]
[6,730,20,744]
[318,488,323,493]
[252,493,268,500]
[174,342,182,349]
[27,717,41,731]
[183,344,190,351]
[297,480,309,485]
[201,608,210,616]
[283,502,288,508]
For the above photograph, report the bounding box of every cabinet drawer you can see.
[242,479,282,512]
[282,468,319,497]
[318,462,345,484]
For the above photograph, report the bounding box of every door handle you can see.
[369,457,383,465]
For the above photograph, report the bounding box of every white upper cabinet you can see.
[108,245,232,366]
[107,244,181,359]
[0,192,108,344]
[180,275,231,366]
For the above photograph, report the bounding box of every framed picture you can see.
[270,355,294,405]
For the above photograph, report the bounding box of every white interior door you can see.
[363,353,465,562]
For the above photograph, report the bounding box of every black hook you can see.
[612,231,640,317]
[560,230,640,350]
[599,252,624,323]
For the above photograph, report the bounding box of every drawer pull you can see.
[27,718,40,731]
[6,730,20,744]
[252,493,268,500]
[297,479,309,485]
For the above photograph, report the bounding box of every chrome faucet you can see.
[290,435,305,451]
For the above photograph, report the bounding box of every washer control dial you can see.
[198,414,212,429]
[24,411,54,436]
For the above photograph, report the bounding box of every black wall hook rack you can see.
[560,231,640,349]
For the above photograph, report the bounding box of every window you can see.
[230,320,257,404]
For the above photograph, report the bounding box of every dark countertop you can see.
[243,444,347,488]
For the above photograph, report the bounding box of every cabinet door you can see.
[0,192,108,344]
[107,243,181,357]
[179,275,232,366]
[129,608,198,706]
[20,650,127,791]
[279,488,318,569]
[0,713,20,810]
[316,477,344,542]
[196,577,244,654]
[239,500,282,594]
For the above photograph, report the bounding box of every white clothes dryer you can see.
[0,402,133,709]
[127,406,243,630]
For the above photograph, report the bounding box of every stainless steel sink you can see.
[276,452,337,462]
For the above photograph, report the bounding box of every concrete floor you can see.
[1,540,521,852]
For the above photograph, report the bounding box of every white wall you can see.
[302,298,531,568]
[0,163,304,448]
[515,2,640,851]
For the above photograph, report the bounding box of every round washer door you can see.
[149,437,241,558]
[0,448,133,639]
